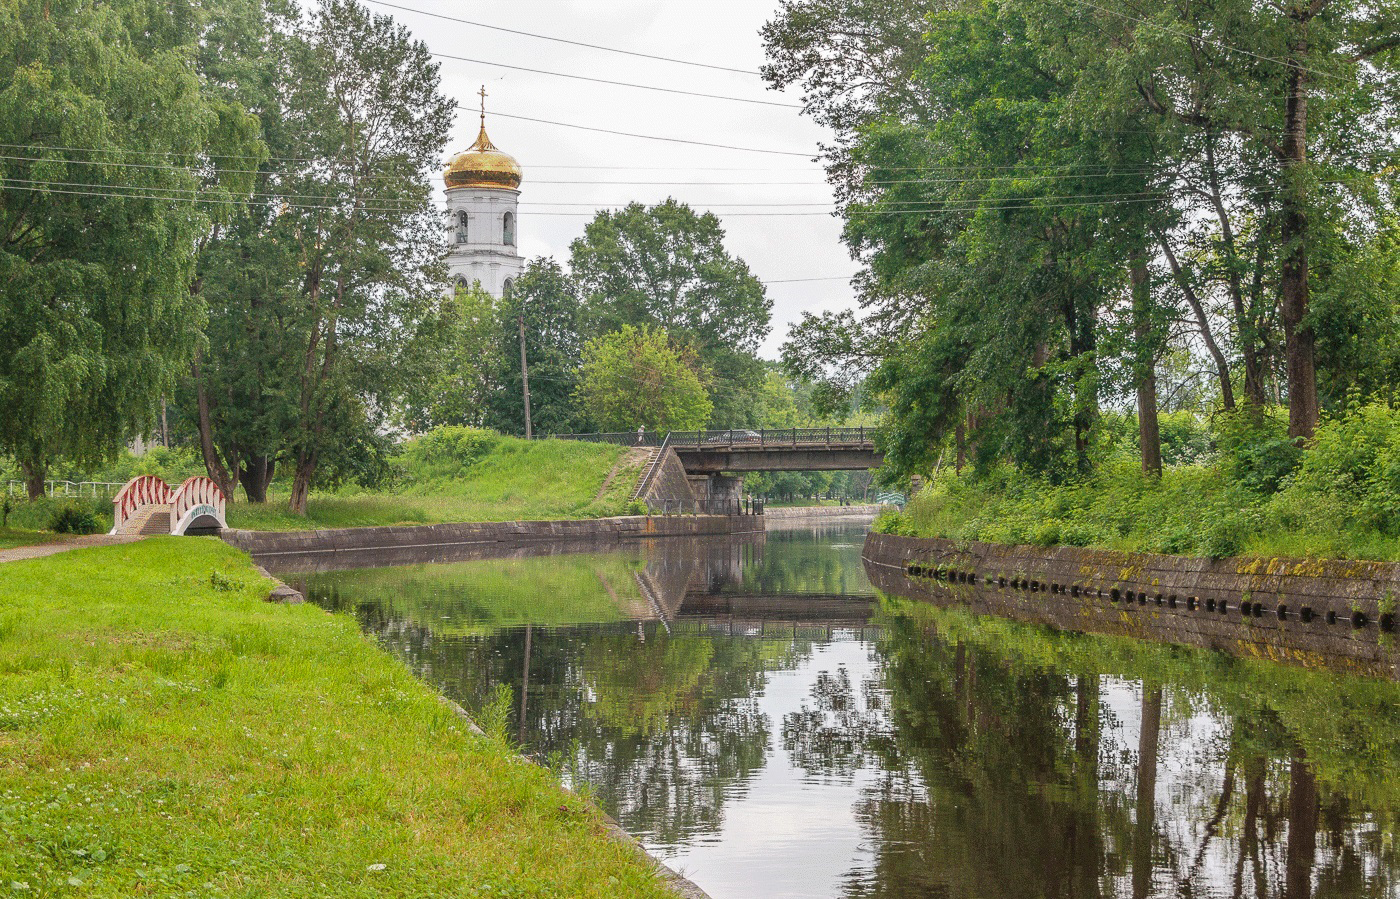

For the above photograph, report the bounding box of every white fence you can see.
[4,480,126,500]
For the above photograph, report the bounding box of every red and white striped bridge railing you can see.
[109,475,227,536]
[110,475,174,535]
[169,476,228,535]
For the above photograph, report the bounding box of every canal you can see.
[285,523,1400,899]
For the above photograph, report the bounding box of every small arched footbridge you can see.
[110,475,228,536]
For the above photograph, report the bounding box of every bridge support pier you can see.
[688,474,743,506]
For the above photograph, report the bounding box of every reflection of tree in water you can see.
[570,632,807,846]
[368,618,815,848]
[785,609,1400,899]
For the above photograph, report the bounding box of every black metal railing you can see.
[553,427,877,450]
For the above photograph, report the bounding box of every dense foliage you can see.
[880,402,1400,561]
[765,0,1400,484]
[576,325,712,432]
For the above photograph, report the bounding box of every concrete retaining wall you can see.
[862,533,1400,679]
[763,504,882,521]
[640,447,697,505]
[223,515,763,570]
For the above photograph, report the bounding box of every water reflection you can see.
[286,526,1400,899]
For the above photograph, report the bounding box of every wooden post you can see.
[518,308,533,440]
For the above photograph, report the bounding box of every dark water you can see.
[288,525,1400,899]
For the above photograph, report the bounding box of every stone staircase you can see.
[631,446,664,501]
[119,504,171,536]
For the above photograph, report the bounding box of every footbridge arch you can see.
[111,475,227,536]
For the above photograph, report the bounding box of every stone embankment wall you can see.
[224,515,763,571]
[638,447,696,506]
[764,504,882,521]
[863,533,1400,679]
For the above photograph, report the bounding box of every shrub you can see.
[1214,407,1302,494]
[50,503,102,535]
[402,427,503,480]
[1285,402,1400,532]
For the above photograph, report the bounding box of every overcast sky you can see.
[365,0,859,359]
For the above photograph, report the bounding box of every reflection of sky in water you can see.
[302,524,1400,899]
[657,640,883,898]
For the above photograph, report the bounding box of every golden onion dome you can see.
[444,122,522,190]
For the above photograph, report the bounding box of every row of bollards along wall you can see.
[901,562,1396,633]
[861,533,1400,679]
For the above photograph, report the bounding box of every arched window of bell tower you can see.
[455,211,468,244]
[503,211,515,247]
[503,277,514,297]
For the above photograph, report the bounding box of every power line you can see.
[430,50,800,109]
[479,107,817,158]
[1063,0,1349,84]
[0,180,1172,215]
[364,0,759,76]
[764,276,857,283]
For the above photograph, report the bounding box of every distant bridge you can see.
[556,428,883,473]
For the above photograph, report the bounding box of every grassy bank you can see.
[227,432,649,531]
[878,403,1400,562]
[0,539,676,897]
[877,460,1400,561]
[1,431,651,537]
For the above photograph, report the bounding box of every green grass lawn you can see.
[0,528,66,551]
[0,539,676,897]
[227,437,650,531]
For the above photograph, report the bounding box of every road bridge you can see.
[558,428,882,473]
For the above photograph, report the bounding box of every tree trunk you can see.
[1133,685,1163,899]
[289,452,315,515]
[240,455,275,504]
[1130,254,1162,477]
[1285,754,1318,899]
[192,355,238,500]
[20,458,45,501]
[1156,229,1236,411]
[1280,31,1318,439]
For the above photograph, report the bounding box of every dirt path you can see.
[0,534,144,564]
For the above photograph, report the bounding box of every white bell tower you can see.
[444,87,524,298]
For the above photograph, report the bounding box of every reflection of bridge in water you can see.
[674,592,883,641]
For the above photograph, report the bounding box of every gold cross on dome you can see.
[478,85,487,126]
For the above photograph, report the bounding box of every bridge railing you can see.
[550,431,667,447]
[553,427,878,449]
[666,427,876,449]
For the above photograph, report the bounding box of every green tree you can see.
[485,258,590,436]
[569,199,772,427]
[0,0,261,498]
[576,325,711,432]
[190,0,454,511]
[398,283,499,431]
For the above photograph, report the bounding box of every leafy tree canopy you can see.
[576,325,712,432]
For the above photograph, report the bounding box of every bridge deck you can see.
[556,428,883,473]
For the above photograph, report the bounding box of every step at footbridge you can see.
[110,475,228,536]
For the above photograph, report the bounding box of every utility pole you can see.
[518,305,533,439]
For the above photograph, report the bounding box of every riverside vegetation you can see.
[877,403,1400,561]
[0,428,648,537]
[0,539,677,897]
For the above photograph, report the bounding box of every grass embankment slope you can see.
[878,405,1400,562]
[0,539,676,898]
[229,430,649,531]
